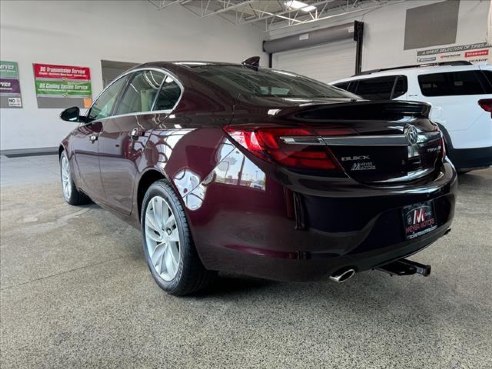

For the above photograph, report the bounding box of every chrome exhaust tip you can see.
[329,268,356,283]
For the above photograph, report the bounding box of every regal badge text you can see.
[351,162,376,171]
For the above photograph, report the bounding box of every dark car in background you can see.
[59,60,457,295]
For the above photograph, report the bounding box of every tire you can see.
[141,180,215,296]
[59,151,91,205]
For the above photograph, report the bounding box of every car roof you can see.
[125,61,266,79]
[131,61,242,70]
[331,63,492,84]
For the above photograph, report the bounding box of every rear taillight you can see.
[224,126,343,171]
[478,99,492,116]
[433,124,446,160]
[440,136,446,160]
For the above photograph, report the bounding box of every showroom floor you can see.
[1,155,491,369]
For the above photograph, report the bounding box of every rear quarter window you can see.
[482,70,492,89]
[418,71,492,96]
[335,81,357,93]
[153,76,181,111]
[333,82,350,91]
[354,76,396,100]
[392,76,408,99]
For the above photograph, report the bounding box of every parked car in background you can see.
[331,61,492,173]
[59,60,456,296]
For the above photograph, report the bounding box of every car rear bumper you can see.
[448,146,492,171]
[191,161,457,281]
[219,218,453,281]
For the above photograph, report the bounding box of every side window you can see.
[334,82,350,91]
[482,71,492,88]
[346,82,357,93]
[153,76,181,111]
[391,76,408,99]
[88,76,128,121]
[480,71,492,93]
[418,71,488,96]
[354,76,397,100]
[115,70,165,115]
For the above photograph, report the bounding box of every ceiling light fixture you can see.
[284,0,317,12]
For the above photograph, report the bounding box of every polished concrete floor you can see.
[1,155,491,369]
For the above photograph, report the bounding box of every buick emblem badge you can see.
[404,125,419,145]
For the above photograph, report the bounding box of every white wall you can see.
[361,0,490,70]
[488,1,492,45]
[0,0,266,151]
[268,0,491,72]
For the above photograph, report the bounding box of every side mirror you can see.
[60,106,81,122]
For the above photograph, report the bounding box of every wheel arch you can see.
[136,169,166,220]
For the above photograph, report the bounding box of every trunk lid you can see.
[291,100,443,183]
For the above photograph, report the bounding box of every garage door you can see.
[272,38,356,83]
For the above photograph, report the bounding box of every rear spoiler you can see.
[292,100,432,121]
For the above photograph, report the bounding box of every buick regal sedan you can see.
[59,59,457,295]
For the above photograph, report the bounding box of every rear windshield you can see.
[189,65,355,99]
[418,71,492,96]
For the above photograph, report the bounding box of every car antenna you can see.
[242,56,260,71]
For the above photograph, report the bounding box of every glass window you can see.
[346,82,357,93]
[480,71,492,92]
[354,76,396,100]
[391,76,408,99]
[153,76,181,111]
[115,70,165,115]
[88,76,128,121]
[334,82,350,91]
[418,71,489,96]
[189,65,355,99]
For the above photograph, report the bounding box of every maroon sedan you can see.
[59,60,456,295]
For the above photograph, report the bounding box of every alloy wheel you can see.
[144,196,181,281]
[61,154,72,200]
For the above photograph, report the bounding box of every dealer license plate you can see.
[402,201,437,240]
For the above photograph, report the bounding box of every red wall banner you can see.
[33,64,91,80]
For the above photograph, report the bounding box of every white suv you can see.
[331,62,492,172]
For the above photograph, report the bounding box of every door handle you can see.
[89,134,98,143]
[130,128,144,140]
